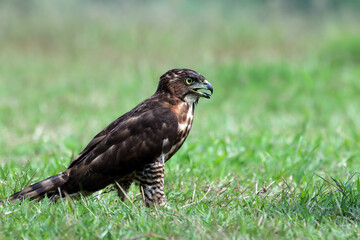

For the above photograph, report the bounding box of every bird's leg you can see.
[136,161,167,207]
[114,179,133,202]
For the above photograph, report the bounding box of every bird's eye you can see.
[184,78,195,85]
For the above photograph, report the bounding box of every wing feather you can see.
[64,107,178,192]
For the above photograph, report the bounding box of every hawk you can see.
[7,68,213,207]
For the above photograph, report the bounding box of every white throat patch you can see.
[184,94,199,105]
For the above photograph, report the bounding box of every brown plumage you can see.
[7,68,213,206]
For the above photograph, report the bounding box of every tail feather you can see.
[8,172,69,201]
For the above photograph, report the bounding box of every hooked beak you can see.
[192,80,213,99]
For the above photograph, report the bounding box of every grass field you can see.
[1,1,360,239]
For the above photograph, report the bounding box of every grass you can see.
[1,1,360,239]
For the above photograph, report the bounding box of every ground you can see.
[0,1,360,239]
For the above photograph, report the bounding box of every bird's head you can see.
[157,69,213,105]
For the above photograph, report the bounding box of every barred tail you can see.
[8,172,69,201]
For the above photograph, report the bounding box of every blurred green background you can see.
[1,0,359,176]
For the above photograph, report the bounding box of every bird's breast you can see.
[165,103,194,161]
